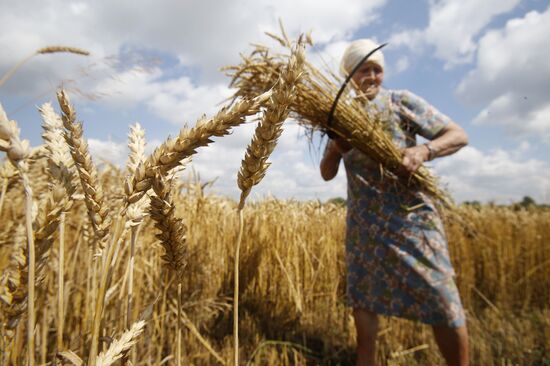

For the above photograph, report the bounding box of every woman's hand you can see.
[402,122,469,174]
[401,145,430,173]
[332,137,352,154]
[320,138,351,181]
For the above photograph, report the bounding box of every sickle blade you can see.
[326,42,388,138]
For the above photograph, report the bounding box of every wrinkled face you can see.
[351,61,384,100]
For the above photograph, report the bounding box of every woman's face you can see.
[351,61,384,100]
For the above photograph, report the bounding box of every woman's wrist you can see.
[423,142,436,161]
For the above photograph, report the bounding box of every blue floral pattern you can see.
[342,88,465,327]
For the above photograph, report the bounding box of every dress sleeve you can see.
[391,90,452,140]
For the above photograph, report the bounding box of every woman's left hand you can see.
[401,145,429,173]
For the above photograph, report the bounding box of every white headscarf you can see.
[340,39,385,77]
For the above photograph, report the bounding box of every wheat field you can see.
[0,148,549,365]
[1,40,549,366]
[1,102,549,365]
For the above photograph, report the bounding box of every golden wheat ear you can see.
[237,40,305,209]
[149,172,188,278]
[95,320,146,366]
[0,45,89,87]
[57,90,110,246]
[36,46,90,56]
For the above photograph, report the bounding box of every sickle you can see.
[326,42,388,138]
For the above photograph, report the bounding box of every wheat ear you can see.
[149,172,187,279]
[36,46,90,56]
[95,320,146,366]
[0,45,89,87]
[124,90,272,206]
[57,90,110,246]
[237,40,305,209]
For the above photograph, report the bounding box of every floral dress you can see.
[342,88,465,327]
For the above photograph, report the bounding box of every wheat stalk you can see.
[88,217,129,365]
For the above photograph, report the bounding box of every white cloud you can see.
[457,6,550,140]
[390,0,521,66]
[88,138,128,166]
[1,0,389,134]
[87,136,161,170]
[90,66,233,125]
[0,0,387,94]
[433,146,550,204]
[394,56,410,74]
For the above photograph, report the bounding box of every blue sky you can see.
[1,0,549,204]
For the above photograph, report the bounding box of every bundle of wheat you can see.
[224,31,449,205]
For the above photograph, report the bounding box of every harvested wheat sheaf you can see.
[225,32,449,204]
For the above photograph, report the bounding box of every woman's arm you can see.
[320,138,351,181]
[402,121,468,173]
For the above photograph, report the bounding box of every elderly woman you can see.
[320,39,469,366]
